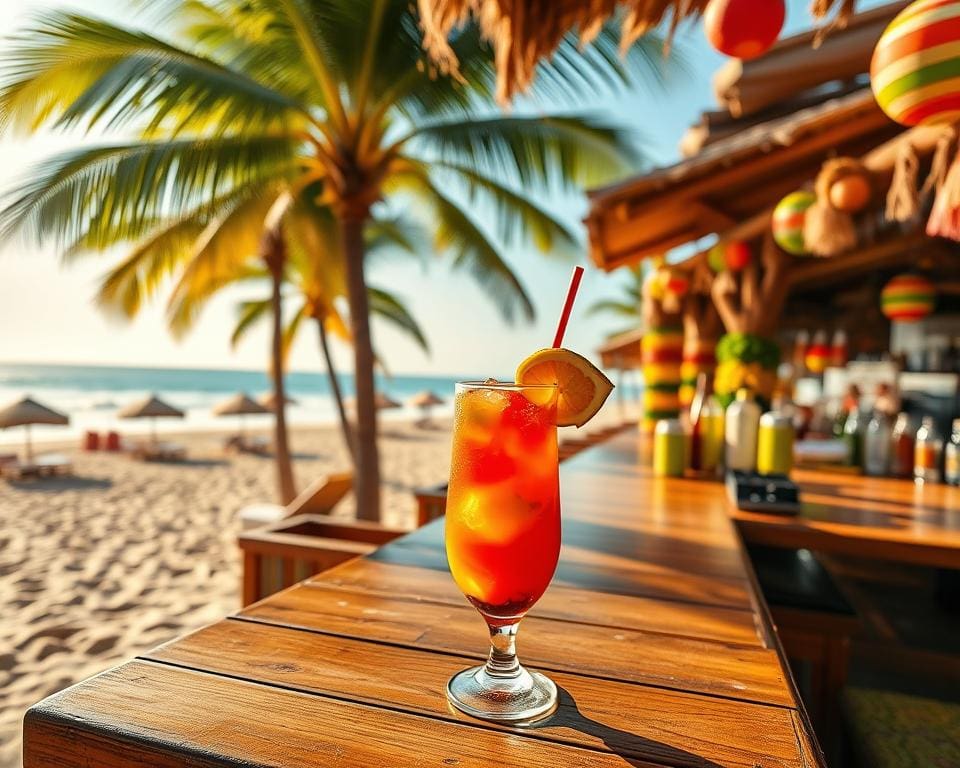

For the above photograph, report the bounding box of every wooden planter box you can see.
[238,515,407,605]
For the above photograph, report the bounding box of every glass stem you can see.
[484,621,521,679]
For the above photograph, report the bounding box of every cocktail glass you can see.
[445,381,560,724]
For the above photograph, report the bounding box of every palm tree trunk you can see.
[315,316,356,463]
[340,210,381,522]
[265,230,297,504]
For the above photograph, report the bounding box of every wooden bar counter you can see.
[23,431,827,768]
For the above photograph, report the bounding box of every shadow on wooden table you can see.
[535,685,722,768]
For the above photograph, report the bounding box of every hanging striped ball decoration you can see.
[881,274,937,321]
[871,0,960,126]
[772,191,815,255]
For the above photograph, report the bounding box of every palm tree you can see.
[224,209,429,462]
[0,0,666,520]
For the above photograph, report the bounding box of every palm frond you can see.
[424,157,579,254]
[395,170,534,323]
[528,27,677,106]
[0,11,309,137]
[400,113,643,191]
[96,214,206,319]
[585,298,640,319]
[0,135,299,250]
[368,286,429,353]
[167,186,281,336]
[281,300,307,364]
[365,212,428,267]
[270,0,354,130]
[231,297,273,348]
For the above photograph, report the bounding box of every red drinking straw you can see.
[552,265,585,348]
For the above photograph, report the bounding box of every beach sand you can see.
[0,418,454,767]
[0,399,635,766]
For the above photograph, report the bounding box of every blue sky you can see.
[0,0,884,377]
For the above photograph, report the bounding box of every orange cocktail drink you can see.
[446,382,560,624]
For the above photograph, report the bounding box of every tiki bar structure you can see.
[590,1,960,431]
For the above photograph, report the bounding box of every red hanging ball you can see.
[704,0,786,60]
[724,240,752,271]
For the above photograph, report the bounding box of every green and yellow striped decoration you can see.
[772,191,815,255]
[881,273,936,321]
[871,0,960,127]
[641,326,683,432]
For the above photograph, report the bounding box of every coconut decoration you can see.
[804,158,871,257]
[881,273,937,322]
[772,191,816,255]
[871,0,960,128]
[704,0,786,60]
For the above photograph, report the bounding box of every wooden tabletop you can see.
[730,469,960,569]
[24,430,826,768]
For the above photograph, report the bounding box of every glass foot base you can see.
[446,664,557,725]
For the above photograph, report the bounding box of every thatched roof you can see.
[407,390,446,408]
[0,397,69,429]
[213,393,270,417]
[118,395,185,420]
[418,0,858,102]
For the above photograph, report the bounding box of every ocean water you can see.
[0,362,467,446]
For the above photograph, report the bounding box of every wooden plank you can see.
[731,469,960,569]
[367,531,754,610]
[312,559,763,646]
[144,618,809,768]
[23,661,662,768]
[240,583,793,707]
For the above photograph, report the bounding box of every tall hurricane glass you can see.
[445,381,561,723]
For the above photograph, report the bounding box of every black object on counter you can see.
[725,470,801,516]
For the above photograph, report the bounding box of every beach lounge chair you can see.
[239,472,353,530]
[130,441,187,462]
[225,434,271,455]
[0,453,73,479]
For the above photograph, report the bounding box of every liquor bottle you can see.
[843,407,864,469]
[864,411,892,477]
[914,417,943,484]
[830,329,848,367]
[890,412,915,478]
[725,389,761,472]
[945,419,960,486]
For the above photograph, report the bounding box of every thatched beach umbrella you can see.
[407,390,446,423]
[0,396,69,462]
[213,393,270,437]
[257,392,299,412]
[418,0,857,102]
[118,395,184,443]
[347,392,402,412]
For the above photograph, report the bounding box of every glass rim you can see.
[456,380,557,391]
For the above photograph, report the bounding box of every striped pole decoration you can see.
[881,273,937,321]
[871,0,960,127]
[641,325,683,432]
[679,340,718,408]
